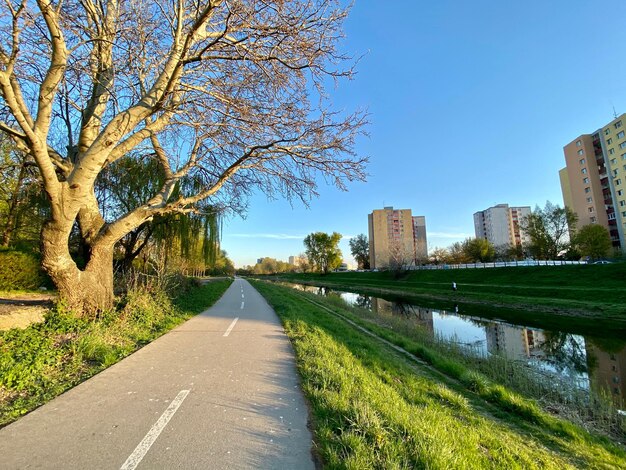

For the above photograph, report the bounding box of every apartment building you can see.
[560,114,626,250]
[368,207,428,269]
[473,204,531,249]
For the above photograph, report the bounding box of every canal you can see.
[285,283,626,411]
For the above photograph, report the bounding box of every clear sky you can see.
[221,1,626,268]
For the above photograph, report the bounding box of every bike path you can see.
[0,278,315,469]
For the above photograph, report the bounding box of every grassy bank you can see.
[0,279,231,427]
[252,280,626,469]
[272,263,626,323]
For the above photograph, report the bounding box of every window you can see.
[579,158,586,165]
[622,211,626,217]
[576,140,582,146]
[620,142,626,149]
[605,128,611,135]
[584,187,591,193]
[587,197,593,203]
[588,207,594,212]
[621,200,626,207]
[616,120,623,129]
[581,168,587,174]
[611,158,618,164]
[617,179,622,185]
[618,131,625,139]
[622,153,626,160]
[609,148,615,155]
[618,190,624,196]
[583,177,589,183]
[590,216,597,223]
[578,149,584,155]
[623,164,626,170]
[607,138,613,145]
[614,169,619,176]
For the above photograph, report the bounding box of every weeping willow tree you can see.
[0,136,49,249]
[98,154,222,275]
[151,210,221,277]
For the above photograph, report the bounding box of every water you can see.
[288,283,626,407]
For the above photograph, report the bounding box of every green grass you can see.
[252,280,626,469]
[309,292,626,440]
[271,263,626,325]
[0,279,232,427]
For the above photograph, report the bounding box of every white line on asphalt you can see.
[223,317,239,337]
[240,302,244,310]
[120,389,190,470]
[241,293,244,298]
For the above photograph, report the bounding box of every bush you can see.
[0,249,45,290]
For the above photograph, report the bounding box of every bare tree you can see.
[0,1,367,314]
[387,238,411,274]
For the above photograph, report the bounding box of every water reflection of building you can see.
[585,343,626,408]
[485,324,546,360]
[371,298,434,334]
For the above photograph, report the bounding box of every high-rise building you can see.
[473,204,531,249]
[560,114,626,250]
[368,206,427,269]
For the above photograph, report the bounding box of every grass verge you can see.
[252,280,626,469]
[0,278,231,427]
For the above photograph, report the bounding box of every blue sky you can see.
[222,1,626,268]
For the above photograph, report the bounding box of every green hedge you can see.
[0,250,45,290]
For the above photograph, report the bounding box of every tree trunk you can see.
[41,221,114,316]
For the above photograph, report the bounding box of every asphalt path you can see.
[0,278,315,469]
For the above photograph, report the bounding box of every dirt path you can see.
[0,292,55,330]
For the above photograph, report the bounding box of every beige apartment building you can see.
[368,207,428,269]
[473,204,531,249]
[560,114,626,250]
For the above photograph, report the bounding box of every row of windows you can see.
[604,119,623,135]
[583,175,623,185]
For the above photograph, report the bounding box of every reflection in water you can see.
[586,343,626,409]
[289,283,625,408]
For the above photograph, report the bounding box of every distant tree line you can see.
[429,201,614,264]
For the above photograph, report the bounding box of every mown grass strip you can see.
[252,280,626,469]
[0,279,232,427]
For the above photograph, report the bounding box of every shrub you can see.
[0,249,45,290]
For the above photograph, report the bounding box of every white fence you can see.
[405,260,587,270]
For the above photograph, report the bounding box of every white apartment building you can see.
[473,204,531,249]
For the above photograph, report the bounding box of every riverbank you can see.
[252,281,626,468]
[270,263,626,325]
[0,279,232,427]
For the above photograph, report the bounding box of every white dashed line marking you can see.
[223,317,239,337]
[120,390,190,470]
